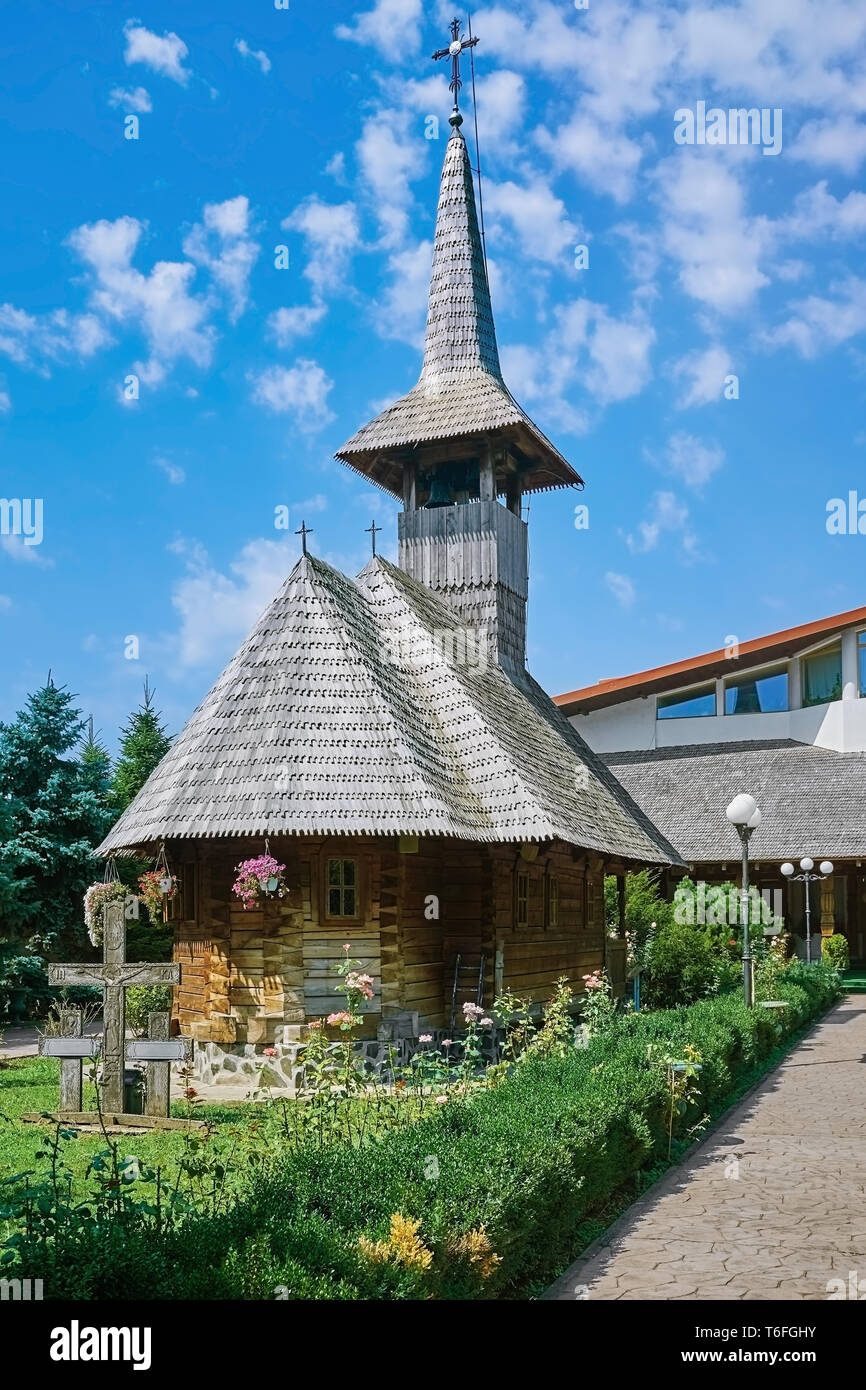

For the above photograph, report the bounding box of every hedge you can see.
[6,961,840,1300]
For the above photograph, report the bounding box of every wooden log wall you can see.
[171,836,611,1041]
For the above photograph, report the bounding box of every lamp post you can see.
[726,793,763,1006]
[780,858,834,964]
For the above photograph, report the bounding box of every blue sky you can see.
[1,0,865,748]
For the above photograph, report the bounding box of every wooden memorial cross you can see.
[48,901,181,1114]
[39,1008,100,1111]
[126,1012,192,1117]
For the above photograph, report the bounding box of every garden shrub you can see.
[822,933,850,973]
[4,961,841,1301]
[643,921,717,1007]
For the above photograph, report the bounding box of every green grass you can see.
[842,969,866,993]
[0,1056,265,1197]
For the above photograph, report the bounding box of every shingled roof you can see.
[604,740,866,863]
[335,126,583,498]
[99,553,679,866]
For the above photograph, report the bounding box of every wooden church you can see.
[99,41,679,1073]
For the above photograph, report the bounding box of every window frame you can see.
[516,871,529,928]
[323,856,363,923]
[858,631,866,698]
[545,873,559,930]
[656,682,717,721]
[723,663,789,716]
[802,641,843,709]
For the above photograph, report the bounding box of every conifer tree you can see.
[111,679,172,812]
[0,677,115,955]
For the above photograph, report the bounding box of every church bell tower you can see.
[335,18,582,678]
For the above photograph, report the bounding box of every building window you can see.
[657,683,716,719]
[803,645,842,708]
[167,863,196,922]
[859,632,866,697]
[585,876,601,931]
[516,873,529,927]
[327,858,357,918]
[546,875,559,929]
[724,666,788,715]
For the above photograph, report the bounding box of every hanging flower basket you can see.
[83,880,128,948]
[233,855,287,910]
[138,869,178,925]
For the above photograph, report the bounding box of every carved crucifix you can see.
[48,901,180,1114]
[432,16,479,116]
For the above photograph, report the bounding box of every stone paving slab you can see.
[545,995,866,1301]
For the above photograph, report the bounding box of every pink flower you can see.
[308,1019,323,1030]
[343,943,351,952]
[263,1047,278,1058]
[463,1002,484,1021]
[327,1010,355,1028]
[441,1039,453,1048]
[419,1033,433,1043]
[480,1017,494,1028]
[434,1094,448,1104]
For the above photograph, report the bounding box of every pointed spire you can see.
[420,126,502,388]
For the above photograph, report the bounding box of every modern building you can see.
[555,607,866,962]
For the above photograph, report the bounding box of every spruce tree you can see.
[111,679,172,812]
[0,677,115,956]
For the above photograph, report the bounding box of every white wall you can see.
[570,641,866,754]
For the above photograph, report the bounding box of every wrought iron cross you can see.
[295,519,313,555]
[432,16,479,112]
[366,520,381,556]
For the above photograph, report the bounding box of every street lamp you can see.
[780,858,834,964]
[726,793,763,1007]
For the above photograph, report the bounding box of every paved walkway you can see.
[546,994,866,1300]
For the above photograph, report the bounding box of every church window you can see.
[516,873,529,927]
[327,858,358,918]
[858,633,866,697]
[546,875,559,929]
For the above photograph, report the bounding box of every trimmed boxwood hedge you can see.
[9,961,840,1300]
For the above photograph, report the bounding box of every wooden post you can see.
[506,475,522,518]
[146,1012,170,1118]
[820,876,836,936]
[403,458,418,511]
[102,903,127,1113]
[617,874,626,939]
[59,1009,83,1112]
[479,445,496,502]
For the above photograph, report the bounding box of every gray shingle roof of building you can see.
[99,553,680,866]
[604,740,866,862]
[335,127,582,497]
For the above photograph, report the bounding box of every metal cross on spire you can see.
[295,519,313,555]
[433,16,479,125]
[365,520,382,556]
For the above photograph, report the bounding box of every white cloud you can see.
[378,239,432,347]
[654,154,770,315]
[472,70,526,153]
[282,197,361,297]
[154,456,185,485]
[267,303,328,347]
[123,20,190,85]
[325,151,347,182]
[234,39,271,75]
[625,491,689,553]
[0,534,52,566]
[605,571,636,608]
[248,360,334,431]
[0,303,110,371]
[763,277,866,358]
[670,345,733,408]
[170,537,294,667]
[356,114,427,246]
[108,86,152,113]
[654,431,725,490]
[791,116,866,175]
[67,215,215,384]
[0,388,10,413]
[783,181,866,241]
[537,113,643,204]
[183,196,259,321]
[336,0,423,55]
[0,594,12,611]
[556,299,656,405]
[485,174,578,265]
